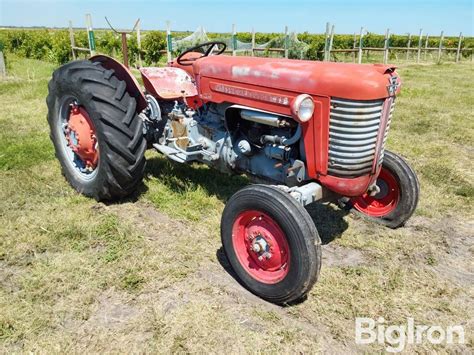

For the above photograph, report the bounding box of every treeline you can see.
[0,29,167,65]
[0,28,472,65]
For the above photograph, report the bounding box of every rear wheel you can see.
[346,151,419,228]
[221,185,321,304]
[47,60,146,200]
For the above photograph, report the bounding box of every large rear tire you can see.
[221,185,321,305]
[46,60,146,201]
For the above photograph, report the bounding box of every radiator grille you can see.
[328,98,394,177]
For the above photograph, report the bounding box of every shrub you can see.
[142,31,167,65]
[0,28,471,64]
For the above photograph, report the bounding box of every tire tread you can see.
[46,59,146,201]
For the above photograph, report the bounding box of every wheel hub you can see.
[351,168,400,217]
[232,210,290,284]
[65,103,98,170]
[250,235,272,260]
[371,179,388,199]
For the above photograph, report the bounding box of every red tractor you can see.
[47,42,419,304]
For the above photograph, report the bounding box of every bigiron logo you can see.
[355,317,465,352]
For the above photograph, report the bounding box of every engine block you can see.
[151,101,306,185]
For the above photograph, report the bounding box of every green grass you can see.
[0,56,472,353]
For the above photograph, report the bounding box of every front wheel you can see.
[346,150,419,228]
[221,185,321,305]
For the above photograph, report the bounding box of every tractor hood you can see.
[193,56,399,100]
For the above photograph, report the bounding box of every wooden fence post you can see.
[424,34,429,61]
[284,26,289,59]
[251,28,255,57]
[68,21,76,60]
[232,24,237,56]
[121,33,129,68]
[437,30,444,63]
[358,27,364,64]
[324,22,330,61]
[328,24,335,62]
[85,14,96,56]
[0,50,6,78]
[383,28,390,64]
[352,32,357,62]
[166,21,172,63]
[136,19,142,67]
[455,32,463,63]
[406,33,411,61]
[416,28,423,63]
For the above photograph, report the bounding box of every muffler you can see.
[240,109,289,128]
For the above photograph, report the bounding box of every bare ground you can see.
[52,202,361,353]
[4,200,466,353]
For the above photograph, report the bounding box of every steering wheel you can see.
[176,41,227,66]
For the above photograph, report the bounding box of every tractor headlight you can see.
[291,94,314,123]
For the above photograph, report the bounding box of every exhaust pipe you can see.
[240,109,289,128]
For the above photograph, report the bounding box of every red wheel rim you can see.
[65,103,99,170]
[232,210,290,284]
[351,168,400,217]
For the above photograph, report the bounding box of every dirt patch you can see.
[408,216,474,285]
[62,288,153,353]
[85,288,142,329]
[408,216,473,242]
[435,219,473,285]
[134,260,353,353]
[100,201,192,241]
[0,262,23,293]
[322,244,367,267]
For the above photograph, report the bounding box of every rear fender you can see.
[139,67,198,101]
[90,55,147,112]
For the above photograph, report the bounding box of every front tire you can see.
[46,60,146,200]
[346,150,419,228]
[221,185,321,304]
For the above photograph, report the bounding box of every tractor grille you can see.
[328,97,395,177]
